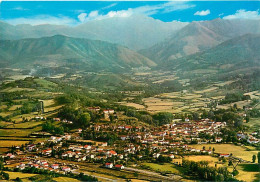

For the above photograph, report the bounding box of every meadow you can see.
[184,155,221,167]
[0,140,29,147]
[188,144,258,162]
[5,171,37,180]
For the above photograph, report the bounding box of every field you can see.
[142,93,209,113]
[142,97,177,113]
[188,144,258,162]
[244,118,260,132]
[0,140,29,147]
[53,177,81,182]
[184,155,221,167]
[0,124,42,136]
[118,102,145,110]
[142,163,182,174]
[231,164,259,182]
[5,120,43,128]
[5,171,37,180]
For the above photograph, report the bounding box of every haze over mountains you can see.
[0,16,259,75]
[0,15,187,50]
[140,19,260,63]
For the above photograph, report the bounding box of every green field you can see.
[188,144,258,162]
[244,118,260,132]
[142,163,182,174]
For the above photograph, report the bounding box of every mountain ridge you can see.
[0,35,156,71]
[0,15,188,50]
[140,18,260,63]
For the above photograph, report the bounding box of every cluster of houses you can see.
[15,159,77,174]
[115,119,226,145]
[2,115,259,176]
[237,132,260,144]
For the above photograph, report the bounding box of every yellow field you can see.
[0,126,41,137]
[6,121,43,128]
[143,162,181,174]
[184,155,221,167]
[143,97,176,113]
[118,102,145,110]
[1,87,35,93]
[0,140,29,147]
[44,105,63,112]
[6,171,37,179]
[0,111,12,117]
[8,105,22,111]
[0,148,9,154]
[53,177,81,182]
[228,164,259,182]
[188,144,258,161]
[42,99,55,107]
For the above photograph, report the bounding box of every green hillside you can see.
[0,35,156,71]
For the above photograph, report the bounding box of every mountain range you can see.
[0,16,259,76]
[0,15,187,50]
[0,35,155,71]
[140,18,260,63]
[163,34,260,71]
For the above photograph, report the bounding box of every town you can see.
[1,105,259,181]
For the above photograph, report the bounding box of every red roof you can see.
[115,164,122,168]
[109,150,117,155]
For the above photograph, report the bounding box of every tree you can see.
[152,112,173,125]
[252,155,256,163]
[212,147,215,153]
[192,112,199,121]
[79,113,91,128]
[245,116,250,123]
[2,172,9,180]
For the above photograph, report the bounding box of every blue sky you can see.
[0,1,260,25]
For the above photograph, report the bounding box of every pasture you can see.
[0,140,29,147]
[142,162,182,174]
[5,171,37,180]
[244,118,260,132]
[5,120,43,128]
[0,126,41,137]
[118,102,145,110]
[229,164,259,182]
[53,177,81,182]
[188,144,258,162]
[184,155,221,167]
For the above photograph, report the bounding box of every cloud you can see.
[78,13,87,22]
[79,1,195,22]
[102,3,117,10]
[5,15,77,26]
[223,9,260,20]
[12,6,29,11]
[3,1,195,26]
[194,9,210,16]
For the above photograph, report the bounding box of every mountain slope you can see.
[0,15,188,50]
[163,34,260,72]
[140,19,260,63]
[0,35,156,71]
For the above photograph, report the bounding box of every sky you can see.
[0,1,260,26]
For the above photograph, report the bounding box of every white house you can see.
[105,163,113,168]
